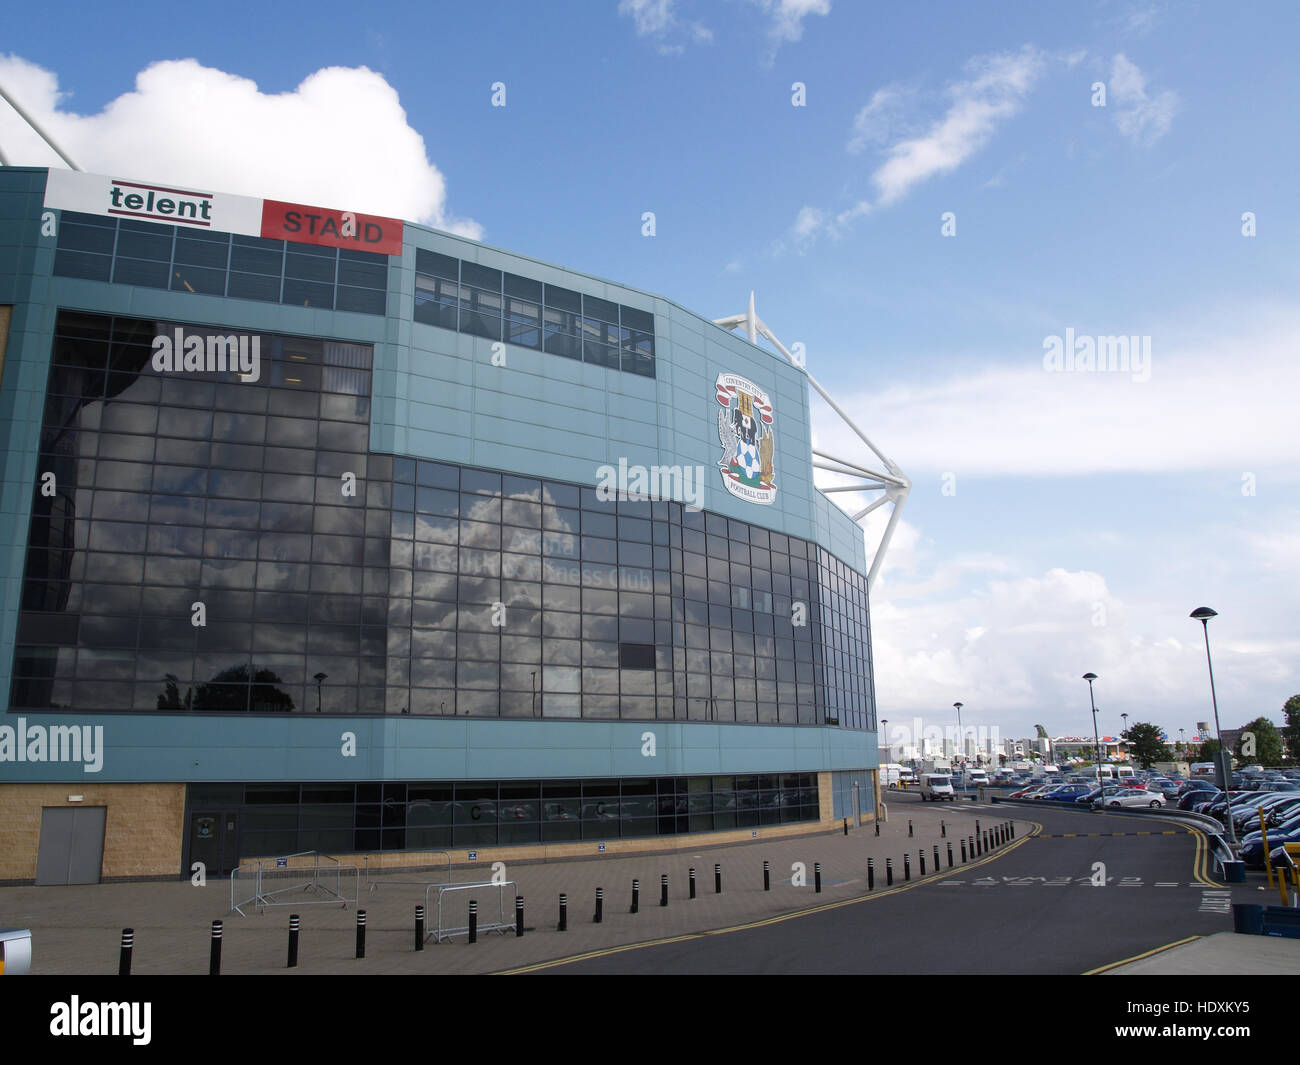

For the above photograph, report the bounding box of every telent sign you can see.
[43,170,404,256]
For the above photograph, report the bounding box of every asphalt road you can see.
[526,795,1235,974]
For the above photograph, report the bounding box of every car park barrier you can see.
[230,851,359,916]
[427,880,517,943]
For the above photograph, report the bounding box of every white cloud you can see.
[808,308,1300,478]
[618,0,713,53]
[749,0,832,44]
[872,45,1045,206]
[847,85,911,154]
[0,55,482,238]
[788,46,1044,247]
[1108,53,1178,145]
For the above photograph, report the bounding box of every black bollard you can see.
[843,817,848,835]
[947,841,953,868]
[763,860,771,892]
[1010,821,1016,839]
[631,878,640,914]
[904,853,911,881]
[118,928,134,977]
[689,868,697,899]
[970,834,977,857]
[976,819,981,838]
[714,863,722,895]
[515,895,524,937]
[868,857,875,891]
[209,920,222,976]
[886,857,894,886]
[920,851,926,875]
[961,839,968,863]
[815,862,822,893]
[558,893,568,932]
[934,845,940,870]
[414,906,424,952]
[875,820,880,837]
[594,887,604,923]
[941,820,946,838]
[660,874,668,908]
[356,909,367,959]
[288,914,300,967]
[908,819,914,838]
[468,900,478,944]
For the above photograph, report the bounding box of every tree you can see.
[1282,695,1300,765]
[1121,722,1170,769]
[1235,716,1283,766]
[1197,738,1221,762]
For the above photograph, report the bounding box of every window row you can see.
[54,212,388,315]
[413,248,654,377]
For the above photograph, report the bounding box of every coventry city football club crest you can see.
[715,373,776,505]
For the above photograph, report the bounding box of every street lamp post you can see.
[1179,728,1186,758]
[1190,607,1236,846]
[1083,674,1101,786]
[953,702,963,765]
[314,672,327,713]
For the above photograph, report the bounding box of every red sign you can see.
[260,199,404,256]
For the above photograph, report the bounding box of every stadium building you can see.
[0,165,901,883]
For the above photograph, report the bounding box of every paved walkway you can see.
[1103,930,1300,975]
[5,799,1020,975]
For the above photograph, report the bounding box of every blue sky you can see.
[2,0,1297,747]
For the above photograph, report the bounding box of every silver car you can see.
[1094,788,1165,809]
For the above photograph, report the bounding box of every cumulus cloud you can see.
[1108,53,1178,145]
[0,54,482,238]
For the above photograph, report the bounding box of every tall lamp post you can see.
[1083,674,1101,785]
[1190,607,1236,846]
[314,672,327,713]
[953,702,964,765]
[1179,728,1185,758]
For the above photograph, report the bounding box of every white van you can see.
[920,773,955,802]
[966,769,990,787]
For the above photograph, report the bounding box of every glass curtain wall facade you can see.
[193,774,821,856]
[14,309,874,730]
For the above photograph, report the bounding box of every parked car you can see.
[1039,783,1092,803]
[1093,788,1165,809]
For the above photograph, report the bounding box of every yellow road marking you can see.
[1083,935,1202,975]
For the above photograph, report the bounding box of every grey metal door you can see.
[35,806,106,885]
